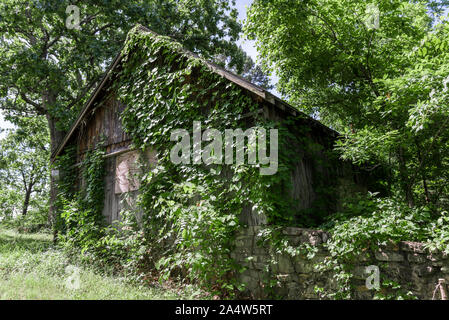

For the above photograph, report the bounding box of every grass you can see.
[0,227,203,300]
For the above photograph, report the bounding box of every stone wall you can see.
[232,226,449,299]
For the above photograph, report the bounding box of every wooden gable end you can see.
[75,94,131,163]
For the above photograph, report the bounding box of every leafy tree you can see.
[0,0,259,224]
[245,0,449,210]
[0,117,49,217]
[0,0,252,147]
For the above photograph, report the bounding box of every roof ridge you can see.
[51,24,339,161]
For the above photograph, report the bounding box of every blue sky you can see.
[0,115,14,137]
[235,0,259,61]
[0,0,267,135]
[234,0,280,93]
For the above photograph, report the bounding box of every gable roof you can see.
[51,25,338,161]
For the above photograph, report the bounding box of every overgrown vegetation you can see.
[55,18,449,299]
[0,227,203,299]
[53,26,325,297]
[54,144,148,282]
[243,0,449,299]
[3,0,449,301]
[0,117,49,221]
[58,144,106,251]
[315,193,448,298]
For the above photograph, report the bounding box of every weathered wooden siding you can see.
[67,93,136,223]
[66,82,373,226]
[103,156,120,224]
[101,155,141,224]
[258,98,370,224]
[76,95,131,163]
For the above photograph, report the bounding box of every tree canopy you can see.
[0,0,270,222]
[245,0,449,210]
[0,0,264,149]
[0,116,49,217]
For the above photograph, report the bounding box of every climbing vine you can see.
[111,27,296,294]
[56,143,107,253]
[53,26,438,299]
[314,194,443,299]
[53,26,353,297]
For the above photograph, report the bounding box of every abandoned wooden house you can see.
[50,25,378,228]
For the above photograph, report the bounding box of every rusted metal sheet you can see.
[114,149,158,194]
[114,150,141,194]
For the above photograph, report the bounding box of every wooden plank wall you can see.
[73,95,138,224]
[103,156,120,224]
[70,85,369,226]
[76,96,132,163]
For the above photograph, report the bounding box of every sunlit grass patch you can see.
[0,227,205,300]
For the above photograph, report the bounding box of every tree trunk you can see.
[45,91,67,243]
[22,181,34,216]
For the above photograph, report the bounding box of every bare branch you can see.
[19,92,46,115]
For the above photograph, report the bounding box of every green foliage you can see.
[54,26,358,297]
[373,279,417,300]
[113,27,258,294]
[51,3,449,298]
[80,146,106,221]
[424,211,449,253]
[245,0,449,211]
[55,145,148,282]
[5,211,50,234]
[0,189,22,220]
[57,145,106,253]
[0,2,270,251]
[0,116,49,220]
[316,193,449,298]
[0,0,264,139]
[246,1,449,299]
[245,0,431,124]
[105,27,306,295]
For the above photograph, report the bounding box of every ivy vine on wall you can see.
[53,26,356,297]
[112,27,305,294]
